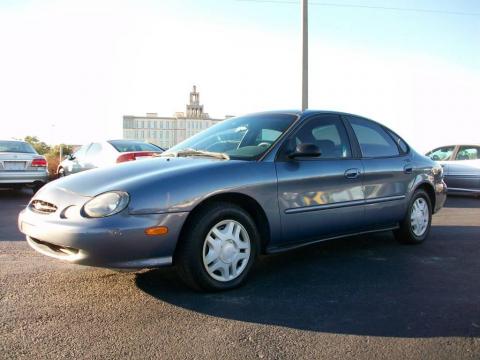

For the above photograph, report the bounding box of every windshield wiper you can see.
[161,149,230,160]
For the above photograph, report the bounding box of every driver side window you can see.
[427,146,455,161]
[293,115,352,159]
[73,144,90,160]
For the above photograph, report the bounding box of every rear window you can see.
[0,141,36,154]
[108,140,163,153]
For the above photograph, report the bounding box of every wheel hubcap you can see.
[202,219,251,282]
[410,198,429,236]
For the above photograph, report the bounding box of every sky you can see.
[0,0,479,152]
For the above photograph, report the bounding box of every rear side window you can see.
[348,116,400,158]
[455,146,480,160]
[386,129,409,154]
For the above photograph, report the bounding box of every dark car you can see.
[57,139,164,177]
[19,111,446,291]
[426,144,480,196]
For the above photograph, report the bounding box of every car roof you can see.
[429,144,480,149]
[0,139,28,143]
[249,109,384,121]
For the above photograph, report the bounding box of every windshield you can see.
[108,140,163,152]
[163,113,297,160]
[0,141,37,154]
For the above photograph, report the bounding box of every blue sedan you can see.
[18,111,446,291]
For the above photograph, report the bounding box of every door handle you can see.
[403,164,413,174]
[344,168,360,179]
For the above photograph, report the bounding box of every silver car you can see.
[57,139,163,177]
[19,111,446,291]
[426,144,480,196]
[0,140,49,193]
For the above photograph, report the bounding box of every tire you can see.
[395,189,432,244]
[32,182,45,194]
[58,167,65,178]
[176,202,259,292]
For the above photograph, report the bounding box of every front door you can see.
[275,114,365,247]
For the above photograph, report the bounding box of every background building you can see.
[123,86,230,149]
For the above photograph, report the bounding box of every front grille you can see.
[30,237,79,256]
[30,200,57,214]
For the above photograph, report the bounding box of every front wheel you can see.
[176,202,259,292]
[395,189,432,244]
[57,167,65,178]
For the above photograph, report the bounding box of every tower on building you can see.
[186,85,206,119]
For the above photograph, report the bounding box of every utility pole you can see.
[301,0,308,111]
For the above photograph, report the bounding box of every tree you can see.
[24,136,51,155]
[50,144,74,158]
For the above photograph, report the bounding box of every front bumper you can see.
[18,206,188,269]
[0,170,48,185]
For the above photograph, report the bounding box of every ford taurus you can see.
[18,111,447,291]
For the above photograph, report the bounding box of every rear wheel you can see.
[57,167,65,178]
[176,202,259,291]
[32,182,44,194]
[395,189,432,244]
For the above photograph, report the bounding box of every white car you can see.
[57,139,164,177]
[426,144,480,196]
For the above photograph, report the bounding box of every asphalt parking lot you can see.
[1,189,479,359]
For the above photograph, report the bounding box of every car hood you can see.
[38,156,229,197]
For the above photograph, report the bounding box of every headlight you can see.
[82,191,129,218]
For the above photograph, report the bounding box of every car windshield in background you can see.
[163,113,297,160]
[108,140,163,152]
[0,141,36,154]
[426,146,455,161]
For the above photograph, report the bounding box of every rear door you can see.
[345,115,414,228]
[275,114,365,246]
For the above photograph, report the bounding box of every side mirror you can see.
[288,143,321,159]
[68,154,76,160]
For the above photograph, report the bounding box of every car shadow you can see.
[0,188,33,199]
[0,188,32,241]
[444,195,479,208]
[135,226,480,338]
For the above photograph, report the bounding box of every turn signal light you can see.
[144,226,169,236]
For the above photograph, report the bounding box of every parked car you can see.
[57,140,164,177]
[19,111,446,291]
[0,140,48,193]
[426,144,480,196]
